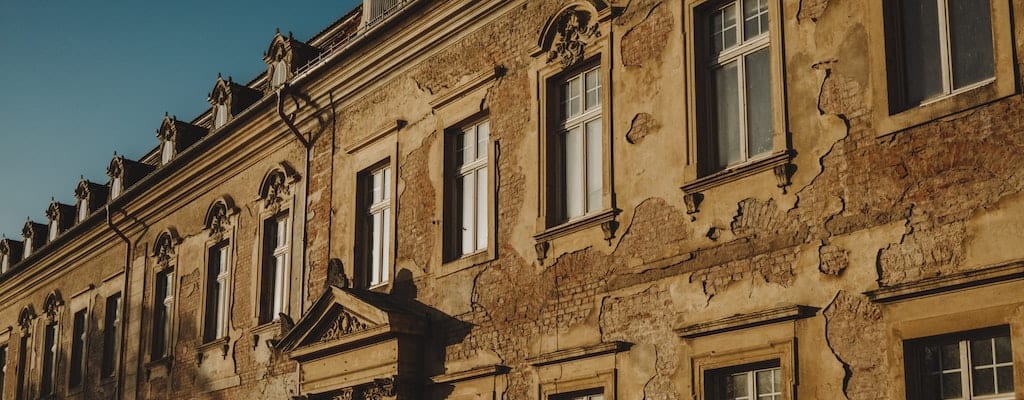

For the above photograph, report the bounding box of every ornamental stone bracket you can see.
[276,286,426,399]
[547,8,601,67]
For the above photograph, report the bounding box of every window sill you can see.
[439,249,495,278]
[682,150,794,194]
[196,336,230,365]
[144,356,173,380]
[534,208,620,244]
[251,320,286,348]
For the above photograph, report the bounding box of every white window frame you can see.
[40,321,58,395]
[110,177,122,199]
[271,216,288,319]
[705,0,771,171]
[77,199,89,222]
[152,269,174,360]
[453,120,490,257]
[101,293,121,378]
[214,104,229,129]
[259,213,290,324]
[709,364,783,400]
[906,329,1014,400]
[557,393,604,400]
[557,65,603,222]
[206,244,230,340]
[48,219,58,242]
[68,308,88,389]
[365,165,392,287]
[161,140,175,165]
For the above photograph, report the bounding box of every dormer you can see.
[0,238,24,274]
[156,113,208,165]
[208,75,262,129]
[22,219,47,258]
[45,200,75,242]
[264,30,318,92]
[107,154,156,200]
[74,178,109,222]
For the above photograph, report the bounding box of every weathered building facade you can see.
[1,0,1023,399]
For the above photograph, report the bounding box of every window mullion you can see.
[961,340,972,399]
[737,54,749,162]
[937,0,953,94]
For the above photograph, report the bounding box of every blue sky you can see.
[0,0,360,239]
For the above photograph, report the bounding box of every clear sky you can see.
[0,0,360,239]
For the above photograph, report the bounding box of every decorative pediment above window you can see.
[156,113,208,163]
[208,74,262,129]
[42,290,63,320]
[18,305,35,334]
[277,286,426,398]
[75,177,109,219]
[259,163,301,211]
[153,230,181,269]
[204,197,238,240]
[107,154,156,199]
[263,30,318,91]
[534,2,619,68]
[45,200,75,238]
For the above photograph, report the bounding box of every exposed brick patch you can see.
[396,131,437,272]
[625,113,661,144]
[690,247,799,296]
[613,198,693,265]
[818,242,849,275]
[815,64,863,120]
[824,291,887,400]
[599,286,678,399]
[798,0,830,22]
[620,3,672,67]
[731,198,807,241]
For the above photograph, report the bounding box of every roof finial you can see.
[276,27,281,34]
[288,31,294,40]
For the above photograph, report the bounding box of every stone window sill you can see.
[196,336,230,365]
[680,150,794,217]
[534,208,620,243]
[439,248,495,278]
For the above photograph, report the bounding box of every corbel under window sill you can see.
[196,336,231,365]
[534,208,620,243]
[681,150,794,195]
[251,319,286,348]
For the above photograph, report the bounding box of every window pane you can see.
[971,338,994,366]
[274,254,286,315]
[476,122,489,160]
[745,47,772,158]
[713,62,741,169]
[923,345,941,372]
[373,169,383,203]
[383,167,392,200]
[382,208,391,282]
[972,367,995,396]
[899,0,944,104]
[941,371,962,399]
[941,343,961,369]
[711,4,738,54]
[460,174,475,254]
[726,372,749,398]
[476,169,487,251]
[565,77,582,119]
[743,0,768,39]
[996,365,1014,393]
[948,0,994,89]
[457,130,470,166]
[585,118,603,213]
[585,69,601,110]
[372,212,382,284]
[994,335,1012,363]
[565,127,584,219]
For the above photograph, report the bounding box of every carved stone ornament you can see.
[773,163,797,194]
[548,8,601,68]
[155,235,175,267]
[263,171,290,208]
[208,204,229,235]
[535,241,550,263]
[683,192,704,221]
[601,220,619,243]
[364,376,397,400]
[319,308,368,343]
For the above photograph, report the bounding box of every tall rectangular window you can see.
[204,243,229,342]
[706,360,782,400]
[77,200,89,222]
[15,335,27,398]
[0,344,7,400]
[69,309,87,389]
[101,293,121,378]
[161,141,174,165]
[23,238,32,258]
[704,0,771,174]
[110,177,122,199]
[214,104,229,129]
[904,327,1014,400]
[446,121,489,260]
[152,270,173,360]
[554,390,604,400]
[1,254,8,274]
[552,65,603,223]
[359,164,391,287]
[259,215,288,324]
[885,0,994,111]
[48,220,59,242]
[40,322,58,395]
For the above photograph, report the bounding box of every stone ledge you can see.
[430,365,511,384]
[680,149,794,195]
[865,258,1024,303]
[526,341,632,367]
[675,305,818,339]
[534,208,620,243]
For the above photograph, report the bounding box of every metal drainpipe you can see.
[276,84,313,398]
[106,205,132,400]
